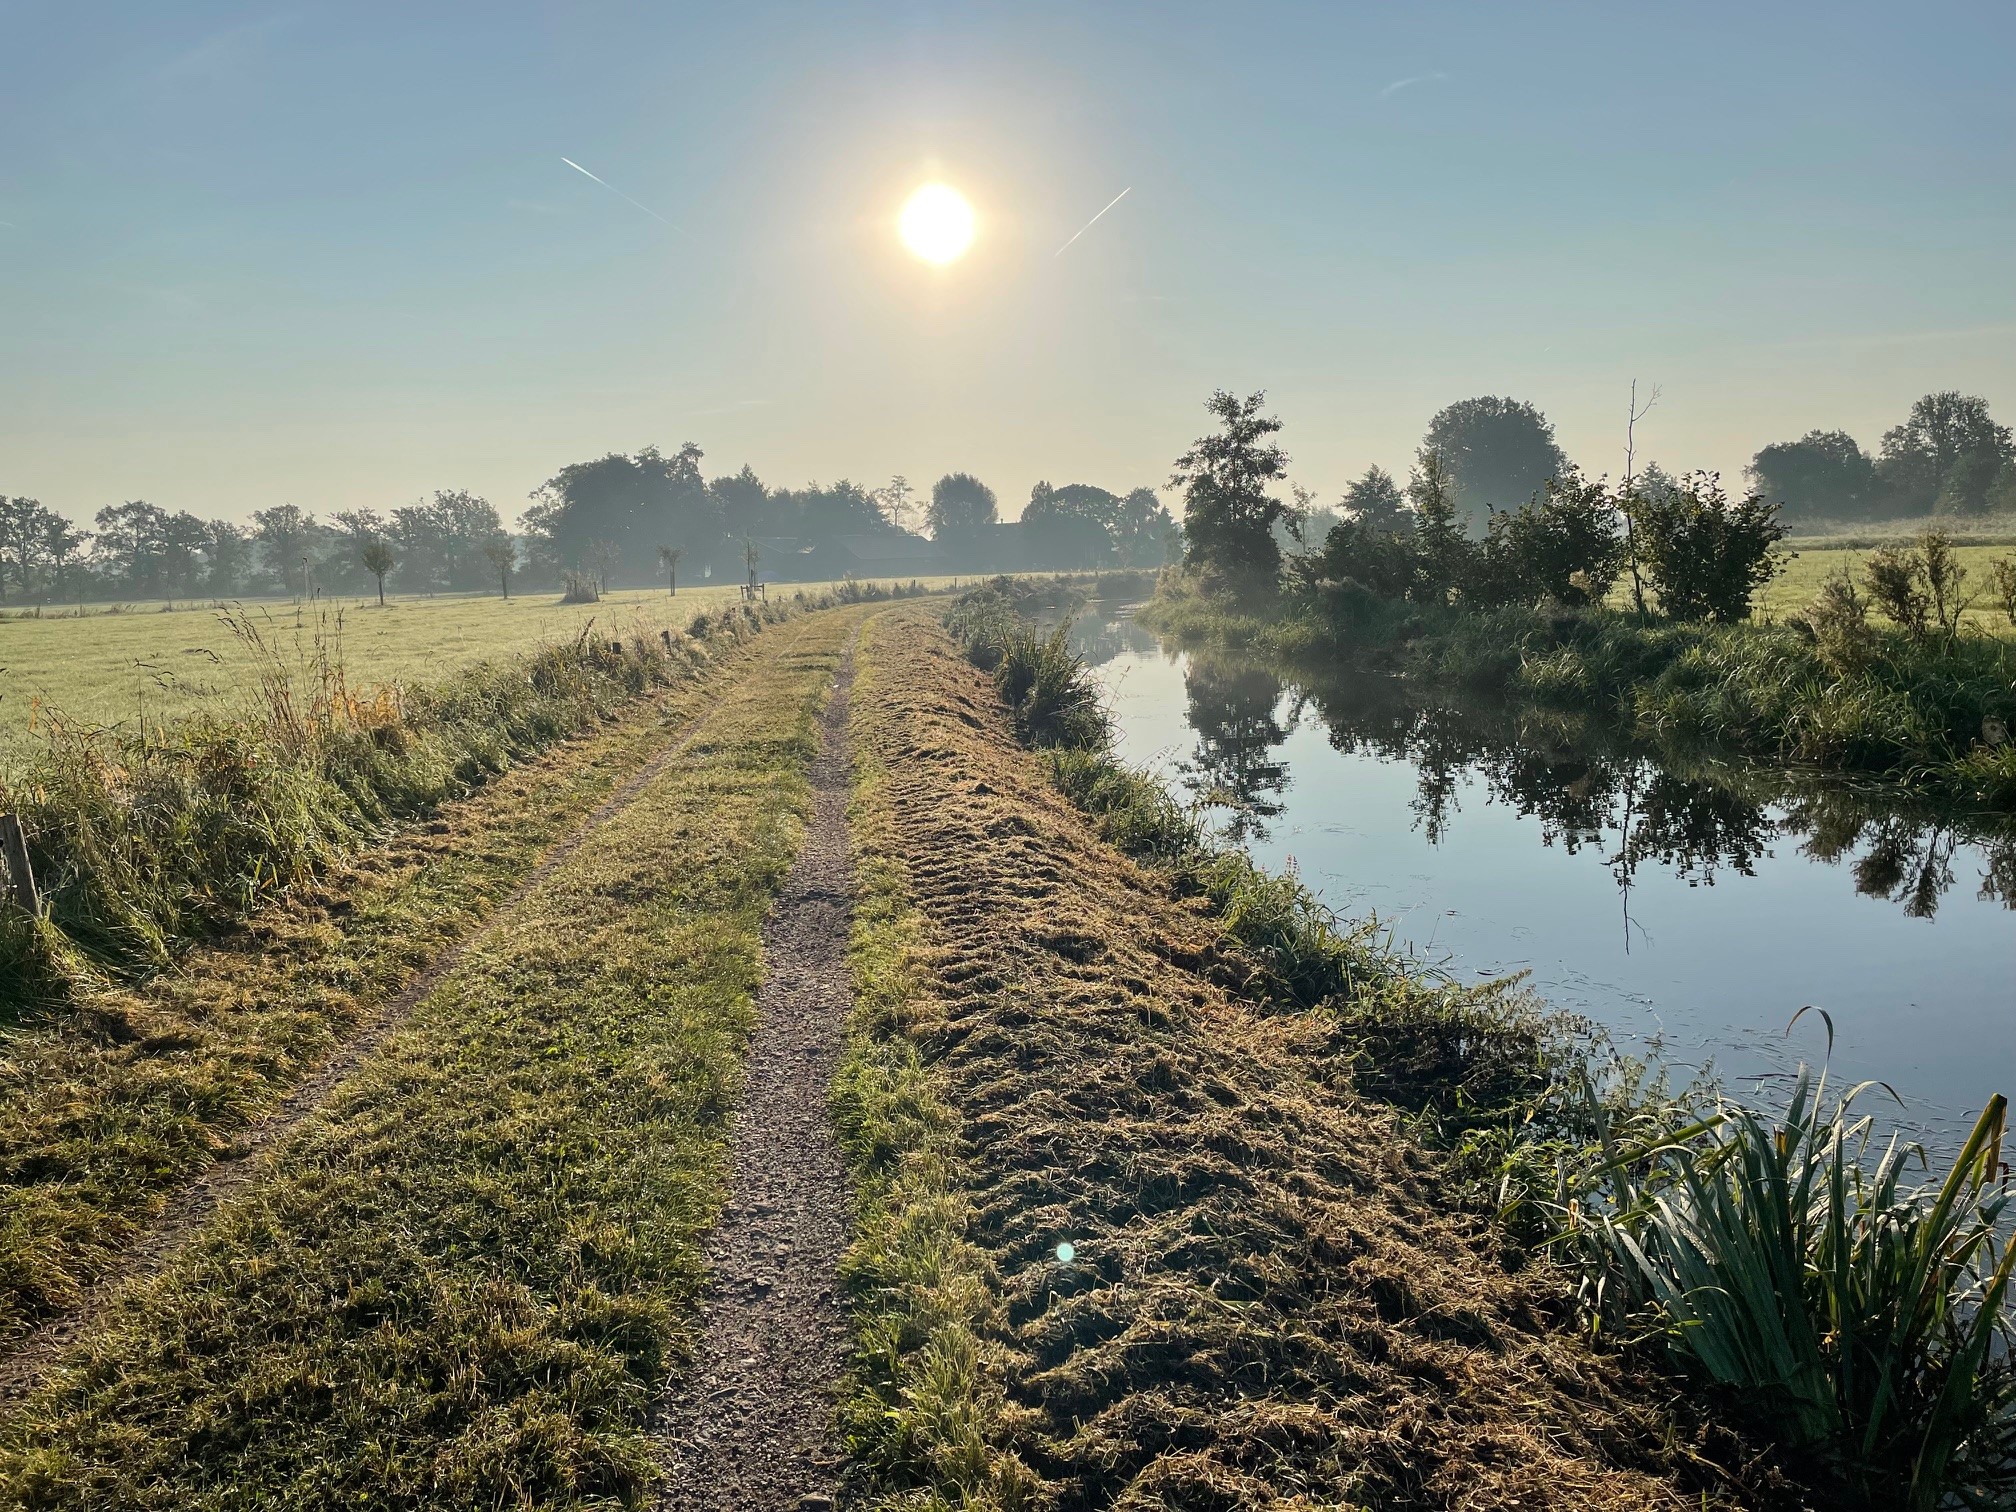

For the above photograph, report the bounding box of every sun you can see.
[899,183,975,264]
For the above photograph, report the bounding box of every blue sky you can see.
[4,1,2012,525]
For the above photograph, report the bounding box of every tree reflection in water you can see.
[1179,660,2016,920]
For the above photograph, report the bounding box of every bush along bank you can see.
[928,585,2016,1510]
[0,581,927,1010]
[838,604,1787,1512]
[1142,393,2016,808]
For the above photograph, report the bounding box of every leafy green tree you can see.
[925,472,998,541]
[1022,482,1117,568]
[1747,430,1878,523]
[360,539,396,606]
[526,443,718,584]
[1420,396,1570,536]
[1477,471,1624,608]
[1171,389,1290,582]
[1877,392,2013,516]
[483,538,516,600]
[1114,488,1177,566]
[1341,466,1409,534]
[252,504,315,596]
[1406,450,1476,602]
[657,544,681,596]
[1633,472,1787,621]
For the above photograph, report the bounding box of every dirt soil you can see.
[846,608,1789,1511]
[655,647,858,1511]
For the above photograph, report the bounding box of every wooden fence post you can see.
[0,814,39,916]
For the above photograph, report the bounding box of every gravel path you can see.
[655,648,857,1512]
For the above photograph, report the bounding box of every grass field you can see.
[1756,542,2015,628]
[0,579,964,755]
[0,603,879,1508]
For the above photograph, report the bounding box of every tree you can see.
[252,504,315,596]
[873,475,919,533]
[1632,472,1787,622]
[1113,488,1177,567]
[657,544,682,596]
[525,443,718,585]
[742,538,761,596]
[483,538,516,600]
[586,538,620,594]
[360,539,396,606]
[1406,450,1475,602]
[42,513,86,603]
[1877,392,2013,516]
[94,500,173,597]
[1420,396,1571,536]
[1171,389,1290,582]
[1747,430,1878,523]
[926,472,998,541]
[1340,466,1409,534]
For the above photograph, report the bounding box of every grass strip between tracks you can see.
[0,603,877,1510]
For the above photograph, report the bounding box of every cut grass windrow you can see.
[0,602,883,1510]
[834,608,1775,1511]
[0,605,792,1366]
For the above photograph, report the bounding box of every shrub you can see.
[1632,471,1788,622]
[1990,555,2016,629]
[1476,471,1624,608]
[1795,570,1881,675]
[1866,531,1971,642]
[991,621,1109,748]
[559,570,600,604]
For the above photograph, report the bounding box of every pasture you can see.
[1758,541,2016,628]
[0,578,962,755]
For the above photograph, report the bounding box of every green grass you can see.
[0,602,882,1510]
[0,627,759,1353]
[1757,544,2015,631]
[0,578,966,755]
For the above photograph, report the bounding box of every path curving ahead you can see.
[655,647,858,1511]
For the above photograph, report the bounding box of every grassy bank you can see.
[1143,578,2016,808]
[0,602,881,1509]
[927,588,2016,1507]
[835,606,1763,1510]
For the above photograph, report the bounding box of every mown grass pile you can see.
[0,603,878,1509]
[933,585,2016,1508]
[834,606,1764,1511]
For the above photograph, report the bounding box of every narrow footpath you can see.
[655,647,858,1511]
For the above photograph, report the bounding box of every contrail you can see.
[1055,186,1131,257]
[560,157,677,228]
[1378,71,1448,99]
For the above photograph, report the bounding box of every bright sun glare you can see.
[899,183,975,264]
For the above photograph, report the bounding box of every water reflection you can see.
[1063,610,2016,921]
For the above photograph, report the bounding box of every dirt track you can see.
[654,645,857,1511]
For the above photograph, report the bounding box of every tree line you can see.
[0,444,1178,607]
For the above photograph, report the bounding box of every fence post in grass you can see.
[0,814,39,916]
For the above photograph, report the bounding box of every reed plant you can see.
[1559,1060,2016,1508]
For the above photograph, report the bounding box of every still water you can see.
[1074,609,2016,1148]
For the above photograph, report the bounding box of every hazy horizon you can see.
[6,0,2013,527]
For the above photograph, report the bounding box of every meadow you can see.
[0,579,964,755]
[1758,541,2014,629]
